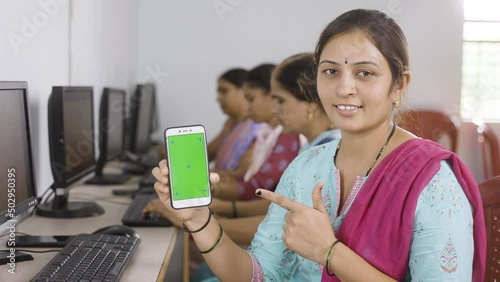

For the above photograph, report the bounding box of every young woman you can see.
[151,9,485,281]
[208,68,263,177]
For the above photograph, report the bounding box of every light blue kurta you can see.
[298,129,341,154]
[248,139,474,281]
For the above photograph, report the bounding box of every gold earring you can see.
[394,96,401,108]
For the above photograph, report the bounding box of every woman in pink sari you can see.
[151,9,486,281]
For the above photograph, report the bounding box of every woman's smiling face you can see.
[317,29,397,134]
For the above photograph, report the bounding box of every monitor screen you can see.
[129,84,154,153]
[0,82,38,225]
[63,90,95,180]
[105,89,125,160]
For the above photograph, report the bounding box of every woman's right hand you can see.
[151,159,220,228]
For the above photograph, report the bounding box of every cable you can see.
[30,185,54,216]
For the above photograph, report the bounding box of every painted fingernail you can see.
[256,190,262,196]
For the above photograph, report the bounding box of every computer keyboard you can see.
[122,193,172,227]
[31,233,140,282]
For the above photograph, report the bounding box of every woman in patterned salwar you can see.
[151,9,486,282]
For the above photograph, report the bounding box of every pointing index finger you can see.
[256,189,301,212]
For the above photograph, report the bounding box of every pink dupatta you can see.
[321,139,486,282]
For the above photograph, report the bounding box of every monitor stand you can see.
[35,189,104,218]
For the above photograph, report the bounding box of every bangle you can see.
[325,239,340,276]
[231,201,238,218]
[200,223,224,254]
[183,208,213,233]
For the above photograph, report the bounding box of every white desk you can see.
[0,182,181,282]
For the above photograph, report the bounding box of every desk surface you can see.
[0,181,177,282]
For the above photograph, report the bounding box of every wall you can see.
[0,0,138,196]
[137,0,466,146]
[0,0,70,195]
[137,0,500,182]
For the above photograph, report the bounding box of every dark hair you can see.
[274,53,319,104]
[244,63,276,93]
[315,9,409,85]
[219,68,248,88]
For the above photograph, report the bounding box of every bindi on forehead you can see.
[344,58,348,64]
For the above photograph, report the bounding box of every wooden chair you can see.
[478,175,500,282]
[476,122,500,180]
[398,110,460,152]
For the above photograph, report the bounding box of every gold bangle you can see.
[325,239,340,276]
[200,223,223,254]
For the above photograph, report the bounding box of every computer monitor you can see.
[36,86,104,218]
[85,88,131,185]
[0,82,38,226]
[127,83,155,154]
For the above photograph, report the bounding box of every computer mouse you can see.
[92,225,140,239]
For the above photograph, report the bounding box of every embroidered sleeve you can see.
[237,134,300,200]
[406,160,474,281]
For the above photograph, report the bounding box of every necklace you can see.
[334,123,397,177]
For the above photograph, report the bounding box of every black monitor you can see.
[85,88,130,185]
[127,84,155,154]
[36,86,104,218]
[0,82,38,226]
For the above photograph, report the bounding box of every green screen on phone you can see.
[167,133,209,201]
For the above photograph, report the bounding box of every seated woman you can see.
[151,9,485,281]
[212,63,301,201]
[208,68,263,177]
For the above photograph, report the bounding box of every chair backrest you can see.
[477,122,500,180]
[398,110,459,152]
[478,175,500,281]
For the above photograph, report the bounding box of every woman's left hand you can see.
[256,183,336,265]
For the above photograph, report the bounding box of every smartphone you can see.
[164,125,211,209]
[10,235,74,248]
